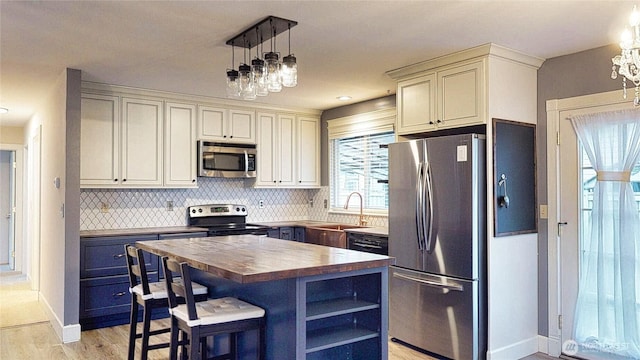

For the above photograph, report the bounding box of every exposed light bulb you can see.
[226,69,240,98]
[264,52,282,93]
[281,54,297,88]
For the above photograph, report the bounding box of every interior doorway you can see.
[0,150,16,272]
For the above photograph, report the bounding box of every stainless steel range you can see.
[187,204,269,236]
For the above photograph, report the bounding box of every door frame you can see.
[545,89,635,356]
[0,143,24,273]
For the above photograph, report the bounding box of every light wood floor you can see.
[0,277,557,359]
[1,320,559,360]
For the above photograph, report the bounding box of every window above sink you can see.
[327,108,395,215]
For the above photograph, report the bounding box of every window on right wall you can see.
[327,108,395,214]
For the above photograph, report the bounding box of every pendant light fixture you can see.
[226,43,240,98]
[225,16,298,100]
[281,23,297,88]
[239,36,257,100]
[252,27,268,96]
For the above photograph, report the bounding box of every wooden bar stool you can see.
[161,256,266,360]
[125,244,208,360]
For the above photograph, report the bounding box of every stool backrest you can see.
[161,256,199,321]
[125,244,151,295]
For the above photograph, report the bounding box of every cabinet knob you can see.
[429,121,434,125]
[436,119,442,124]
[223,135,227,138]
[114,178,118,182]
[112,291,127,298]
[192,179,196,183]
[230,135,233,138]
[122,179,127,182]
[273,180,277,183]
[113,253,125,260]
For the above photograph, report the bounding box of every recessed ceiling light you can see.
[337,96,351,101]
[0,107,8,114]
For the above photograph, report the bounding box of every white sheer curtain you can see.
[570,109,640,358]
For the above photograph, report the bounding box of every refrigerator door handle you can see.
[424,163,434,253]
[393,272,464,292]
[415,162,426,251]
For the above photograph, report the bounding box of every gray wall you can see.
[65,69,82,325]
[320,95,396,185]
[536,43,620,336]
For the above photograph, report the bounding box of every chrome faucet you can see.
[344,191,367,226]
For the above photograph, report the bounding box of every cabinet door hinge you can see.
[558,314,563,330]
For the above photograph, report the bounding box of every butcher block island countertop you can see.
[136,234,394,283]
[136,234,393,360]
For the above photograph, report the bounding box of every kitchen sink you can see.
[305,224,369,248]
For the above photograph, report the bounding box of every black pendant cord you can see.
[287,22,291,55]
[230,44,235,69]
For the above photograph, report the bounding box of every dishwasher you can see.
[347,231,388,255]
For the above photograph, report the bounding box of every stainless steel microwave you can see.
[197,141,257,178]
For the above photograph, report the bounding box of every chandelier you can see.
[225,16,298,100]
[612,5,640,106]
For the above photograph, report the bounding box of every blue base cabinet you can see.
[266,226,306,242]
[79,234,159,330]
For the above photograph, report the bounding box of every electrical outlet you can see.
[323,199,328,209]
[258,200,265,209]
[309,198,314,207]
[166,200,174,211]
[100,201,109,213]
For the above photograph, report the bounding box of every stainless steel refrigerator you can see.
[388,133,486,360]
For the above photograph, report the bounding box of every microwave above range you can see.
[197,141,256,178]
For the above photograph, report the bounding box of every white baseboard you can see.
[39,292,81,343]
[487,336,539,360]
[537,335,549,354]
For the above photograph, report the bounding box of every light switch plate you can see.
[540,204,548,219]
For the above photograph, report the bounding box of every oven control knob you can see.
[198,208,203,213]
[191,209,196,213]
[241,207,246,212]
[236,207,240,212]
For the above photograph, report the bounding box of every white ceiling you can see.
[0,1,631,126]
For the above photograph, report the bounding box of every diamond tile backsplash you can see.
[80,179,387,230]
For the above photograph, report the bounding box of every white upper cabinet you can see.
[277,114,297,187]
[388,44,545,135]
[297,116,320,188]
[395,60,484,134]
[121,97,164,187]
[80,82,321,189]
[255,112,296,187]
[437,61,484,128]
[80,94,120,187]
[396,73,436,134]
[255,112,320,188]
[80,94,163,188]
[165,102,197,188]
[198,106,255,143]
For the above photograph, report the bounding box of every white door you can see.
[558,102,638,359]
